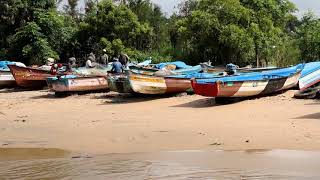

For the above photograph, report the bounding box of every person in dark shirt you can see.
[111,58,123,73]
[119,52,129,67]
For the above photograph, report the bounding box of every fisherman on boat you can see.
[39,58,55,71]
[100,49,109,66]
[118,52,130,68]
[110,58,123,74]
[66,57,77,72]
[86,52,97,68]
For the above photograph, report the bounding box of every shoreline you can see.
[0,89,319,155]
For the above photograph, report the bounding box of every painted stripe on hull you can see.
[130,75,167,94]
[259,78,287,95]
[281,73,300,90]
[193,72,301,97]
[51,77,108,92]
[232,81,268,97]
[216,82,243,97]
[129,74,191,94]
[299,69,320,90]
[0,74,15,81]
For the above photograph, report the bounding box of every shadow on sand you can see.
[28,90,110,99]
[295,112,320,120]
[0,87,39,93]
[172,90,295,108]
[99,93,177,105]
[171,97,243,108]
[29,93,57,99]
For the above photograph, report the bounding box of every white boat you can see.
[0,70,16,87]
[48,75,109,92]
[299,62,320,90]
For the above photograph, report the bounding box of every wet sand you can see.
[1,149,320,179]
[0,89,320,154]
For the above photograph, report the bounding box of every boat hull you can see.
[0,71,16,87]
[8,65,53,89]
[299,65,320,90]
[129,74,191,94]
[108,74,133,93]
[192,72,301,98]
[49,76,109,92]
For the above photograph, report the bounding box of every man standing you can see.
[118,52,129,68]
[101,49,109,66]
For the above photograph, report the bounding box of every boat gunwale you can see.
[193,70,302,85]
[48,75,107,82]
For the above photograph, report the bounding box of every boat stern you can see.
[191,78,219,97]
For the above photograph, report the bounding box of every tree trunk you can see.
[255,46,259,67]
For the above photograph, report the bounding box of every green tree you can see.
[297,13,320,62]
[174,0,297,66]
[9,22,58,64]
[76,0,153,57]
[0,0,78,64]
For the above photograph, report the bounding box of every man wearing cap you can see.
[101,49,109,66]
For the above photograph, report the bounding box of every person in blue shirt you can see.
[111,58,123,73]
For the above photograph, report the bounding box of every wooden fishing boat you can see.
[299,62,320,90]
[191,64,304,98]
[8,65,54,89]
[129,73,192,94]
[107,74,133,93]
[0,70,16,88]
[48,75,109,92]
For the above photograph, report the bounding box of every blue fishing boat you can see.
[299,61,320,90]
[191,64,304,98]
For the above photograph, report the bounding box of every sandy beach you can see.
[0,89,319,154]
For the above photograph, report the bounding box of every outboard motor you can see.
[226,63,238,75]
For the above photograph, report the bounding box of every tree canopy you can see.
[0,0,319,66]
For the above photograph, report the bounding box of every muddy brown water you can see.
[0,148,320,179]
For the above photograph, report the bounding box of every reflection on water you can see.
[0,149,320,179]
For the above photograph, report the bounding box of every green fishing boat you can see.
[107,74,133,93]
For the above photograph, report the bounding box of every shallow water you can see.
[0,149,320,179]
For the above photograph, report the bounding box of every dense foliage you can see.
[0,0,319,66]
